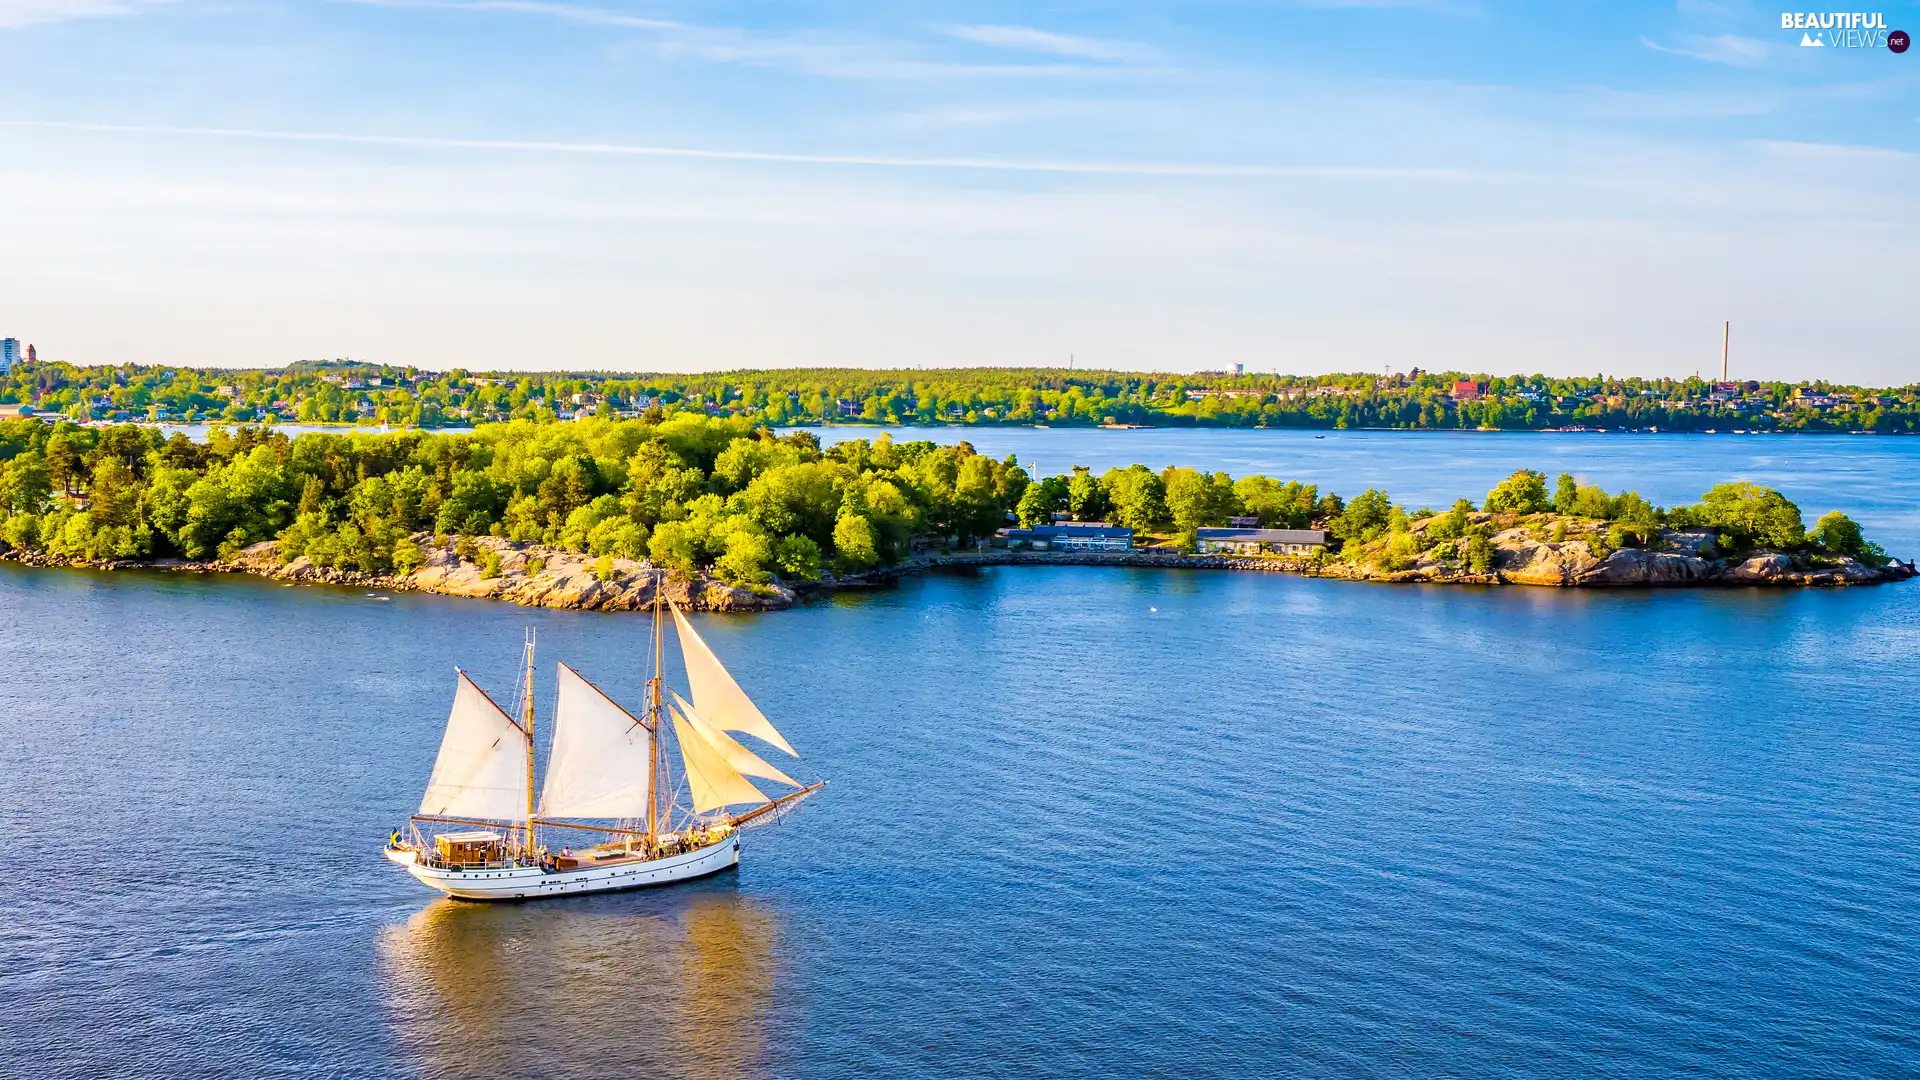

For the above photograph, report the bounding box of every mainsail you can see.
[671,691,798,788]
[672,711,771,814]
[538,663,654,820]
[671,604,799,756]
[419,671,530,821]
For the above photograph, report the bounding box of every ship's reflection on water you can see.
[378,884,782,1080]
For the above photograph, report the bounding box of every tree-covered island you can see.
[0,416,1908,611]
[4,360,1919,434]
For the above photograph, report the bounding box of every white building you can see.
[1194,527,1330,555]
[0,339,19,374]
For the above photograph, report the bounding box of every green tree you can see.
[0,452,53,516]
[1103,465,1167,532]
[713,529,773,586]
[1428,497,1474,541]
[1484,469,1549,514]
[1162,468,1237,536]
[648,519,705,577]
[1331,489,1394,546]
[773,534,823,580]
[1552,472,1577,514]
[586,517,649,560]
[1808,510,1886,565]
[1570,485,1615,520]
[1465,533,1496,574]
[623,441,706,525]
[740,462,840,543]
[45,433,83,495]
[392,537,426,574]
[1608,492,1662,548]
[437,472,507,535]
[1691,482,1805,550]
[832,511,879,570]
[1066,467,1107,522]
[1015,483,1054,528]
[1232,476,1318,529]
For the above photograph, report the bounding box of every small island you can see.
[0,415,1908,611]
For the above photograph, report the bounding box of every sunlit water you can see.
[3,430,1917,1080]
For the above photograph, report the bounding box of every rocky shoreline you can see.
[873,539,1912,589]
[0,534,797,612]
[4,520,1912,614]
[1323,520,1914,588]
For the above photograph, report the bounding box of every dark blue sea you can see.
[3,430,1916,1079]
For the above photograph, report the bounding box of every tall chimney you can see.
[1720,321,1729,383]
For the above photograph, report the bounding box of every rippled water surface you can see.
[3,430,1917,1080]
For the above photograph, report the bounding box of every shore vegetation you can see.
[4,360,1918,434]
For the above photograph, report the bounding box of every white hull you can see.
[402,836,741,901]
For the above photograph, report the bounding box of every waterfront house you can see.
[1193,527,1328,555]
[993,523,1134,552]
[0,403,34,419]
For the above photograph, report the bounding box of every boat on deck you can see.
[384,587,824,901]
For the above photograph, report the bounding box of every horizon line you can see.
[5,357,1907,388]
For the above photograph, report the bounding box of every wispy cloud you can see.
[1293,0,1480,12]
[869,100,1113,133]
[937,24,1159,63]
[337,0,676,29]
[635,32,1122,81]
[1754,138,1917,163]
[341,0,1163,80]
[0,0,172,28]
[1567,85,1780,120]
[4,119,1494,181]
[1641,33,1772,67]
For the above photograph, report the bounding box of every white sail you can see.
[672,712,770,814]
[419,672,530,821]
[537,663,654,820]
[671,694,799,788]
[671,603,798,756]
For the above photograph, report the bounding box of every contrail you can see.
[1,119,1481,180]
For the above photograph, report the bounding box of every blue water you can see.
[2,430,1917,1079]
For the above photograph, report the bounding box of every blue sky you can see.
[0,1,1915,381]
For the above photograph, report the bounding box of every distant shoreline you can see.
[49,418,1918,439]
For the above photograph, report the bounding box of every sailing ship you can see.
[383,588,824,901]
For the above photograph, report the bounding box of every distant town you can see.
[1,349,1916,434]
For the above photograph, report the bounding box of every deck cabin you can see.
[433,829,510,867]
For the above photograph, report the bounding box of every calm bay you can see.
[3,429,1916,1079]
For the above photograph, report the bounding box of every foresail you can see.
[672,694,799,788]
[419,672,530,821]
[672,712,770,814]
[671,603,798,756]
[537,663,654,820]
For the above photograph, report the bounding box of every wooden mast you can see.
[645,571,664,848]
[522,628,537,856]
